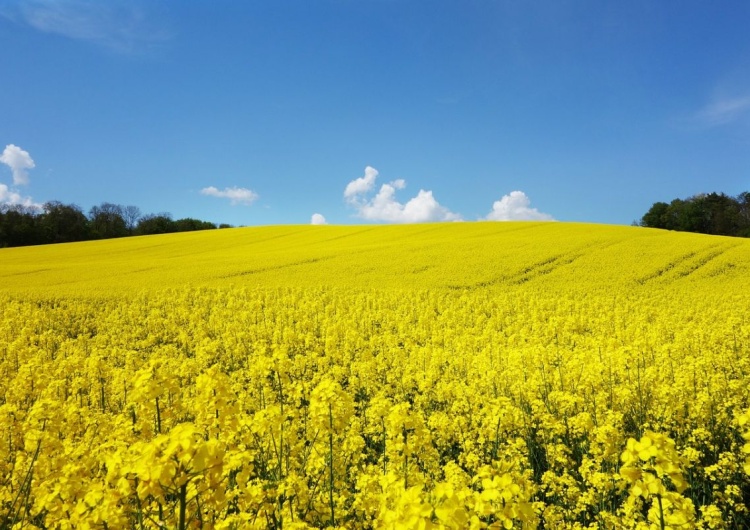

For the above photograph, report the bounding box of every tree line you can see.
[0,201,230,248]
[640,192,750,237]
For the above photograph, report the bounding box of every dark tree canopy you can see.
[41,201,90,243]
[641,192,750,237]
[0,201,222,248]
[135,213,175,235]
[0,205,43,247]
[89,203,129,239]
[122,205,142,233]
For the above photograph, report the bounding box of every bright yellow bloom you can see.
[1,223,749,528]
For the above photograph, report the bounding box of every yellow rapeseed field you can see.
[1,222,749,529]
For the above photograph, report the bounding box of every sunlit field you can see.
[1,222,749,529]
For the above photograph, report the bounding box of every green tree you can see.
[173,218,217,232]
[136,213,175,235]
[41,201,89,243]
[641,191,750,237]
[640,202,670,229]
[89,203,128,239]
[122,205,142,234]
[0,204,43,247]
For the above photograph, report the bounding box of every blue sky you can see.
[1,1,749,226]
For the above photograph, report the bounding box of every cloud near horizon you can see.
[0,184,39,208]
[1,144,35,186]
[310,213,327,225]
[344,166,461,223]
[201,186,259,206]
[485,191,554,221]
[0,144,40,208]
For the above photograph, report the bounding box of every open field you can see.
[2,222,750,296]
[1,222,749,528]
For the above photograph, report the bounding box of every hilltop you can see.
[1,222,748,297]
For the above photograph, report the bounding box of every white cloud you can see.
[311,213,327,225]
[201,186,259,206]
[0,144,40,208]
[0,184,40,209]
[485,191,554,221]
[344,165,379,201]
[344,166,461,223]
[696,94,750,127]
[1,0,170,53]
[1,144,35,186]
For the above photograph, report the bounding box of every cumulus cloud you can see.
[0,184,39,208]
[310,213,327,225]
[0,144,40,208]
[344,165,379,200]
[344,166,461,223]
[201,186,259,206]
[485,191,554,221]
[1,0,170,53]
[1,144,35,186]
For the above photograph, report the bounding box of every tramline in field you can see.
[1,222,749,528]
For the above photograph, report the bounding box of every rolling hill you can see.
[1,222,748,297]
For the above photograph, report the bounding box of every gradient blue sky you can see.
[1,1,749,226]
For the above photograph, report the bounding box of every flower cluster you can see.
[1,223,749,528]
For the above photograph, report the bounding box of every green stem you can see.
[178,482,187,530]
[6,433,43,528]
[328,403,335,527]
[133,477,146,530]
[155,397,162,434]
[382,419,387,474]
[403,427,408,489]
[657,494,665,530]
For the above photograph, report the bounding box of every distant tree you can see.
[640,202,670,229]
[641,191,750,237]
[173,218,217,232]
[122,205,142,234]
[660,198,682,231]
[702,192,740,235]
[678,196,708,233]
[737,192,750,237]
[0,199,217,247]
[41,201,89,243]
[89,203,128,239]
[0,204,43,247]
[135,213,175,235]
[218,223,232,229]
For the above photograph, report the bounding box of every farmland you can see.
[1,222,749,528]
